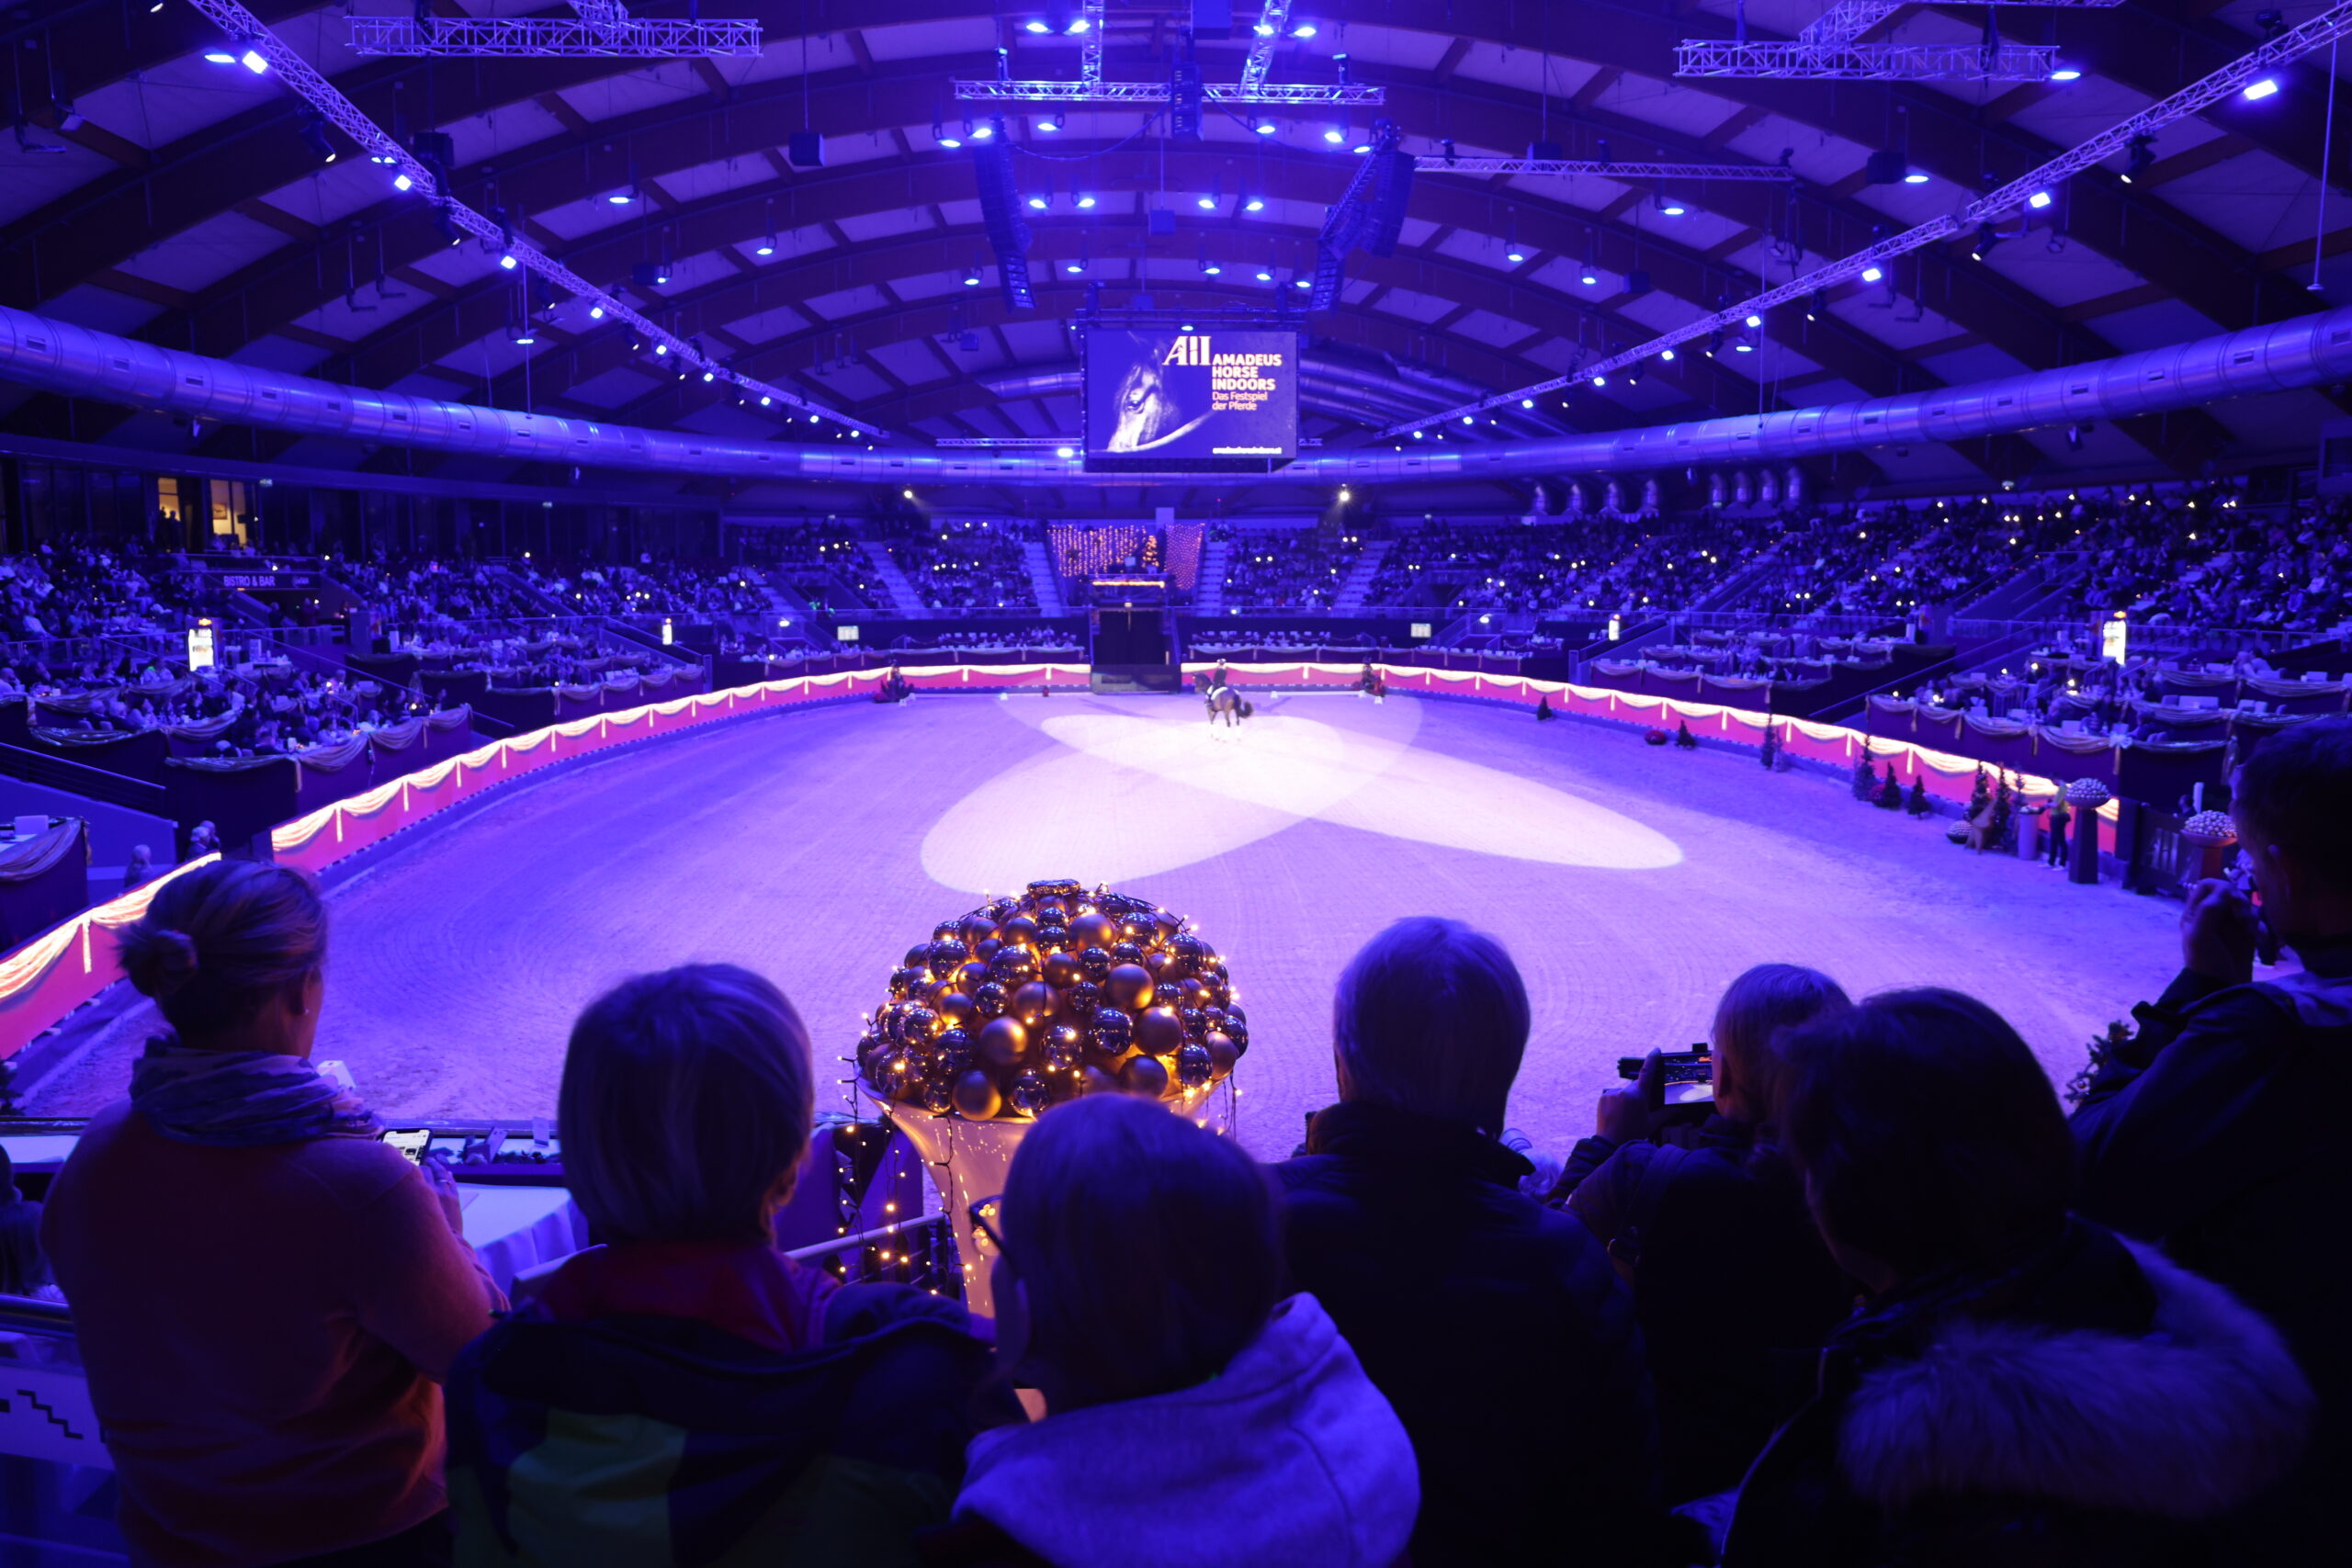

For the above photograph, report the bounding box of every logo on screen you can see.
[1163,336,1214,367]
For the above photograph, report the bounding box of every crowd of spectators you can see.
[736,522,885,613]
[1218,531,1364,610]
[888,524,1036,612]
[0,540,237,641]
[327,558,546,631]
[0,648,438,760]
[2064,490,2352,635]
[520,559,767,620]
[21,715,2346,1566]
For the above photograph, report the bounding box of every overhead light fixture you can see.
[1243,195,1265,212]
[760,395,773,406]
[1254,119,1278,135]
[240,46,268,73]
[512,329,537,346]
[754,234,776,255]
[392,172,413,191]
[1295,277,1312,288]
[1075,193,1097,208]
[1860,265,1883,283]
[1196,192,1216,209]
[204,48,236,64]
[1591,376,1607,388]
[1903,171,1930,185]
[1580,267,1599,286]
[1039,110,1062,132]
[962,267,981,286]
[2048,65,2082,82]
[588,305,605,320]
[969,121,994,139]
[1659,348,1676,362]
[1322,128,1345,144]
[1066,259,1084,273]
[1351,141,1373,154]
[606,188,636,205]
[1734,341,1754,353]
[1254,266,1272,281]
[1294,23,1317,38]
[1024,18,1050,33]
[701,370,715,382]
[1745,313,1763,328]
[939,130,963,148]
[1970,221,2000,261]
[1202,260,1223,275]
[1030,192,1052,210]
[2243,77,2279,101]
[1506,246,1526,264]
[498,254,518,270]
[1066,16,1089,32]
[1520,398,1533,408]
[2122,132,2156,183]
[654,343,670,355]
[2027,189,2053,209]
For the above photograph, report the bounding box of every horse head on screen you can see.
[1105,352,1213,454]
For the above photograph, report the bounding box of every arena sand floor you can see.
[31,690,2187,1161]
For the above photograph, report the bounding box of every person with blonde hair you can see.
[1276,916,1657,1567]
[42,859,503,1567]
[926,1091,1416,1568]
[447,964,1008,1567]
[1555,963,1857,1502]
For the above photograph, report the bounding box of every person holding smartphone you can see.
[42,861,503,1568]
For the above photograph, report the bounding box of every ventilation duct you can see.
[4,302,2350,488]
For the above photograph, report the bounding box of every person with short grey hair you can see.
[445,964,1012,1567]
[1277,917,1662,1567]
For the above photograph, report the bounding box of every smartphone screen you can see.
[382,1129,431,1166]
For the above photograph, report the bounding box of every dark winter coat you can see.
[2070,941,2352,1561]
[1557,1117,1855,1501]
[1275,1100,1660,1568]
[1723,1221,2312,1568]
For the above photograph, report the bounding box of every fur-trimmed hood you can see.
[1838,1238,2314,1520]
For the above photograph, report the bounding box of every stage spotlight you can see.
[1293,23,1317,38]
[1243,194,1265,212]
[1970,222,2000,261]
[1351,141,1373,154]
[1202,260,1223,275]
[1860,265,1883,283]
[1030,193,1051,210]
[1659,347,1676,362]
[702,369,715,382]
[1197,192,1216,209]
[654,343,669,355]
[298,109,334,164]
[2028,189,2053,209]
[1744,313,1762,328]
[1903,171,1930,185]
[1520,398,1533,408]
[1591,375,1607,388]
[1580,266,1599,286]
[754,234,777,255]
[1506,245,1527,263]
[2243,77,2279,100]
[1254,119,1278,136]
[1255,266,1273,281]
[962,267,981,286]
[2122,133,2155,183]
[1024,19,1050,33]
[204,47,236,64]
[606,187,636,205]
[1065,16,1089,32]
[1066,259,1084,273]
[1038,110,1063,132]
[1075,193,1097,208]
[392,172,413,191]
[2049,65,2082,81]
[240,46,268,73]
[1323,128,1345,144]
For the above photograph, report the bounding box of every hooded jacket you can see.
[948,1293,1417,1568]
[447,1244,1012,1568]
[1724,1222,2313,1568]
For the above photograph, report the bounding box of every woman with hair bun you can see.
[42,859,503,1568]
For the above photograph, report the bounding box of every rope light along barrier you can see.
[0,664,1085,1062]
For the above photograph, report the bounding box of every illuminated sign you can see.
[1084,329,1299,471]
[2100,611,2128,663]
[1409,622,1433,640]
[837,625,861,644]
[187,620,216,671]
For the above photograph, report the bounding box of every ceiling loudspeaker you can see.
[971,141,1035,310]
[786,132,824,169]
[1191,0,1234,34]
[1363,147,1416,257]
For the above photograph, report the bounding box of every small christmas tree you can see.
[1875,770,1905,809]
[1853,753,1878,801]
[1905,777,1931,816]
[1988,773,2015,850]
[1967,764,1990,817]
[1534,694,1555,721]
[1759,728,1779,770]
[1674,719,1698,750]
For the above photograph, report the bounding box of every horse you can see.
[1203,682,1253,728]
[1106,355,1213,454]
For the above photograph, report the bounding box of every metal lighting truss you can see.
[348,2,760,58]
[1674,42,2064,81]
[1241,0,1295,94]
[1417,156,1794,180]
[1385,0,2352,438]
[1677,0,2124,83]
[1080,0,1106,83]
[955,80,1384,105]
[960,0,1378,107]
[187,0,879,435]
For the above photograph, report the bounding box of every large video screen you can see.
[1083,330,1299,470]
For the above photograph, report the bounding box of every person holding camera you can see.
[2072,716,2352,1559]
[1553,964,1857,1502]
